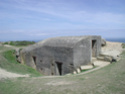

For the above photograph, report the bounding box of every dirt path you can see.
[0,68,29,80]
[0,45,29,80]
[4,45,17,49]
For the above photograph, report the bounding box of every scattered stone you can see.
[111,55,121,62]
[101,38,106,46]
[93,60,110,66]
[77,68,81,73]
[66,73,72,75]
[73,71,77,74]
[99,54,113,62]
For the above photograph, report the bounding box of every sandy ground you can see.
[0,68,29,80]
[101,41,123,57]
[91,41,123,72]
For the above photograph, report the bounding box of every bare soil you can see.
[0,68,29,80]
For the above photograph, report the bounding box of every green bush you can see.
[4,42,9,45]
[4,41,35,46]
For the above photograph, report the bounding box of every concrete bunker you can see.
[20,36,101,76]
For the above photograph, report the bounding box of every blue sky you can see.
[0,0,125,41]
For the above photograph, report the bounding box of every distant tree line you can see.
[4,41,35,46]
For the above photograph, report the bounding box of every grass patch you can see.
[4,41,35,46]
[81,69,90,72]
[0,49,41,77]
[0,79,28,94]
[122,43,125,48]
[3,50,17,63]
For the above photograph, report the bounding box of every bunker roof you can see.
[38,36,89,47]
[22,36,100,52]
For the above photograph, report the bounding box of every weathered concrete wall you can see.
[37,46,73,75]
[20,49,37,69]
[73,36,101,69]
[21,46,73,75]
[51,47,73,75]
[73,38,91,68]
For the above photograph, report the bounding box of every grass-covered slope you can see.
[0,45,41,77]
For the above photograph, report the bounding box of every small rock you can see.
[101,39,106,46]
[77,68,81,73]
[111,56,117,62]
[104,56,112,62]
[73,71,77,74]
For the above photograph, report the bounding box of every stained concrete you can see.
[20,36,101,76]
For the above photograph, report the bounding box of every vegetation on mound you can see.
[4,41,35,46]
[0,49,41,77]
[122,43,125,48]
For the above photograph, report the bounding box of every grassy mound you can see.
[122,43,125,48]
[0,46,41,77]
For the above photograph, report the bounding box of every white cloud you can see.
[10,0,125,25]
[0,0,125,31]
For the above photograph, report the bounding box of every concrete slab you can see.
[93,60,110,67]
[80,65,93,70]
[77,68,81,73]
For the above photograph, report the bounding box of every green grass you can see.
[0,79,50,94]
[3,50,17,63]
[81,66,97,72]
[0,48,41,77]
[122,43,125,48]
[4,41,35,46]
